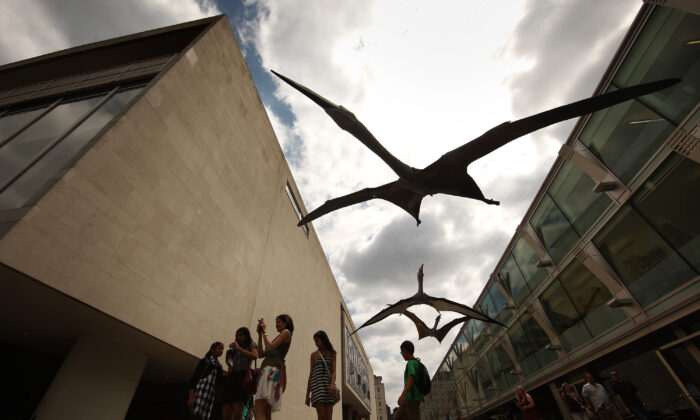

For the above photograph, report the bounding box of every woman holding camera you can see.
[253,314,294,420]
[222,328,258,420]
[305,330,337,420]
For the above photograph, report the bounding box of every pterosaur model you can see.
[352,265,504,335]
[401,310,469,343]
[272,70,679,225]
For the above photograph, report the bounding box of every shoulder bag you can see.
[319,353,341,404]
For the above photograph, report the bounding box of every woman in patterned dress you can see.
[187,342,224,420]
[305,330,337,420]
[253,314,294,420]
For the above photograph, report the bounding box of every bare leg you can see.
[232,401,244,420]
[221,403,232,420]
[325,403,334,419]
[315,405,324,420]
[254,399,269,420]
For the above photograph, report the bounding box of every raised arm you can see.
[306,352,315,406]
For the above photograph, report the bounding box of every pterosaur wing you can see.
[401,310,433,340]
[298,181,424,226]
[351,297,417,335]
[272,70,415,180]
[433,316,470,343]
[436,78,681,167]
[426,295,505,327]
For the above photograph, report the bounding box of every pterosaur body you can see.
[402,310,469,343]
[272,70,679,225]
[352,265,504,335]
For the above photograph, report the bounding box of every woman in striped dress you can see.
[305,330,337,420]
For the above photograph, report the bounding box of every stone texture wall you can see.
[0,17,373,419]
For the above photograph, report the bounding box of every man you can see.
[582,372,623,420]
[443,410,453,420]
[455,409,466,420]
[395,340,423,420]
[610,370,651,420]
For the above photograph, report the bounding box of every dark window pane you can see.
[548,161,612,234]
[530,194,580,263]
[579,89,674,184]
[540,280,592,351]
[487,343,517,390]
[512,237,548,291]
[633,154,700,272]
[488,284,512,324]
[508,313,557,376]
[0,107,47,143]
[0,88,140,210]
[500,255,530,306]
[558,260,626,336]
[613,7,700,124]
[593,206,695,307]
[479,292,496,320]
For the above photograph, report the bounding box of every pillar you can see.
[32,335,147,420]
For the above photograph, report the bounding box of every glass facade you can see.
[508,312,558,376]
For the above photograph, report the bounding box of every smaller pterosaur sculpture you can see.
[352,265,504,335]
[401,310,469,343]
[272,70,679,225]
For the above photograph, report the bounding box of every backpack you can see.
[414,358,431,395]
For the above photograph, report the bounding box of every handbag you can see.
[242,359,259,396]
[319,353,341,404]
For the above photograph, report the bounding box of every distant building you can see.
[421,3,699,420]
[0,15,376,420]
[375,375,389,420]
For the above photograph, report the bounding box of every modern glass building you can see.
[0,16,377,420]
[421,3,699,420]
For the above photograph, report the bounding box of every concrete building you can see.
[374,375,390,420]
[0,15,376,420]
[421,3,699,420]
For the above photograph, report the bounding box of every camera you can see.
[257,318,264,333]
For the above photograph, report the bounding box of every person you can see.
[442,410,453,420]
[515,386,540,420]
[253,314,294,420]
[455,409,465,420]
[582,372,622,420]
[222,328,258,420]
[187,342,224,420]
[610,370,651,420]
[560,382,587,420]
[306,330,337,420]
[395,340,423,420]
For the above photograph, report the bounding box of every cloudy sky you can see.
[1,0,640,408]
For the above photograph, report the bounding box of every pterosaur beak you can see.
[271,70,339,111]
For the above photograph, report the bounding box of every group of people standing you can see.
[186,314,340,420]
[512,370,651,420]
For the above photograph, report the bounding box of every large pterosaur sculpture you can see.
[272,70,679,225]
[402,310,469,343]
[352,265,504,335]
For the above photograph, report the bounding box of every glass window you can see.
[0,106,49,144]
[508,312,557,375]
[487,343,517,390]
[511,237,548,292]
[632,154,700,272]
[500,255,530,305]
[612,7,700,124]
[548,161,612,234]
[579,89,674,184]
[539,280,592,351]
[0,88,142,210]
[479,291,496,320]
[488,283,512,324]
[530,194,580,263]
[593,205,695,307]
[557,260,626,337]
[284,183,309,235]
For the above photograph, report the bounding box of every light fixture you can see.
[536,259,552,268]
[504,304,516,310]
[684,40,700,46]
[545,344,561,351]
[593,181,617,193]
[626,118,665,125]
[608,297,633,308]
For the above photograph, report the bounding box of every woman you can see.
[515,386,540,420]
[253,314,294,420]
[560,382,588,420]
[222,328,258,420]
[188,342,224,420]
[305,330,337,420]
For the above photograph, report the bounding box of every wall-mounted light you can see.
[607,297,633,308]
[593,181,617,193]
[685,40,700,46]
[545,344,561,351]
[626,118,665,125]
[536,259,552,268]
[504,304,516,310]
